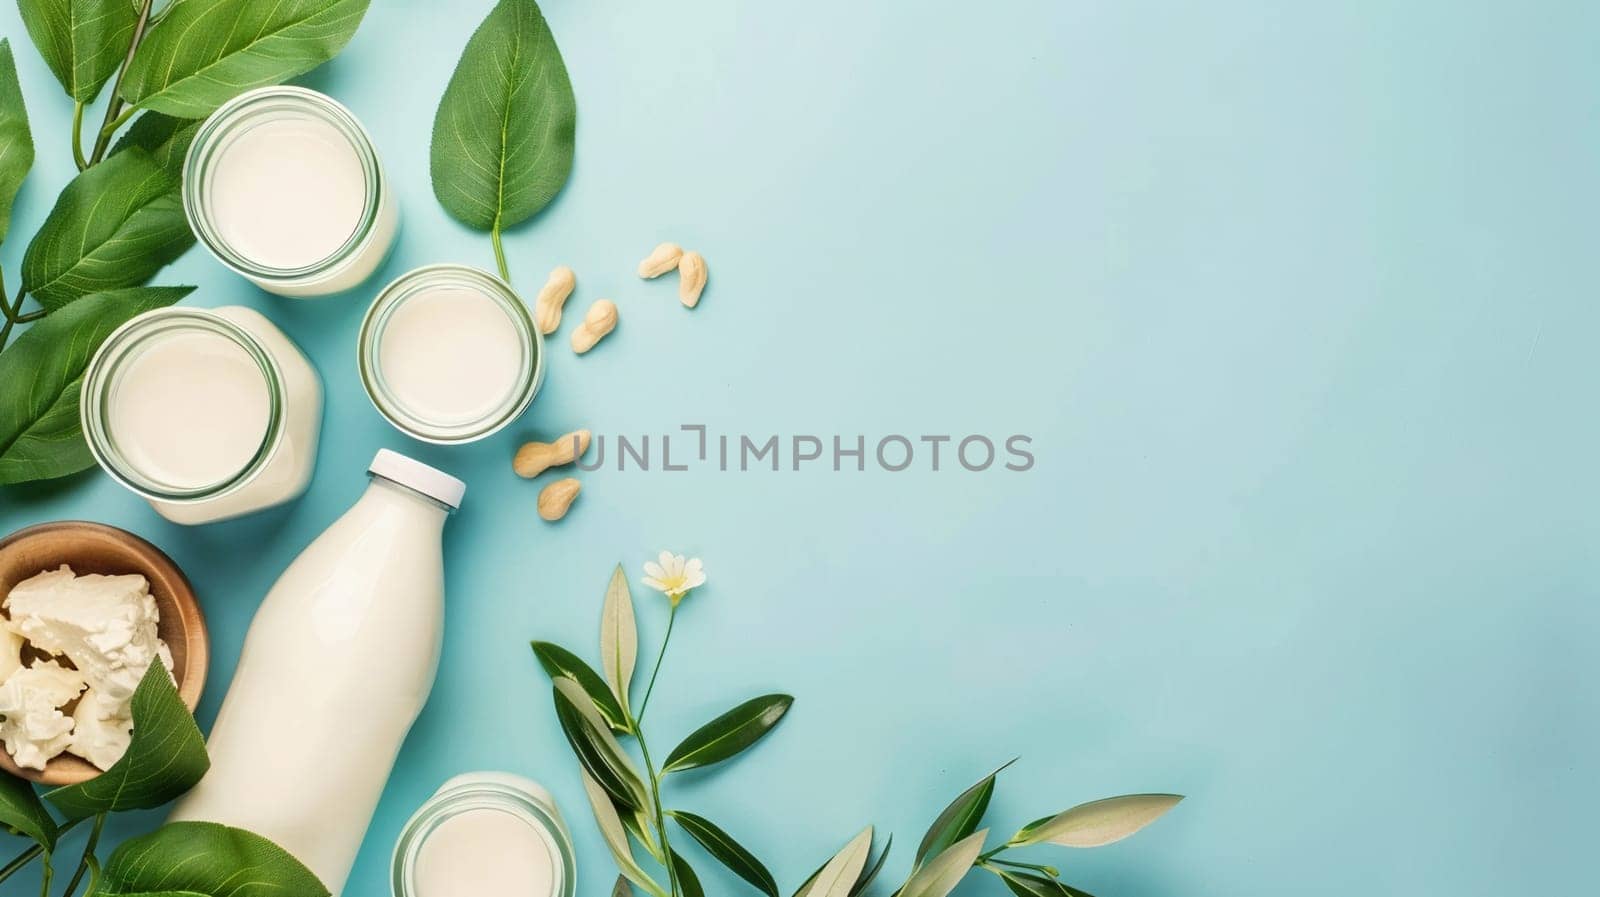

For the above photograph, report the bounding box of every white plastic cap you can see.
[368,449,466,510]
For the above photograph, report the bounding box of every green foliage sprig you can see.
[536,562,1184,897]
[0,663,327,897]
[0,0,372,486]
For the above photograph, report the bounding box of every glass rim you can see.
[358,264,544,445]
[390,777,576,897]
[183,85,386,284]
[80,308,287,502]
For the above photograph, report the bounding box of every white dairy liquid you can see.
[168,456,461,895]
[108,330,270,489]
[413,808,560,897]
[378,286,524,425]
[209,117,366,270]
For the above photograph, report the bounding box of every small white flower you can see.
[642,551,706,605]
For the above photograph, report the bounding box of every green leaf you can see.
[899,829,986,897]
[795,827,873,897]
[96,821,329,896]
[578,769,664,897]
[20,150,192,310]
[669,811,779,897]
[611,875,634,897]
[662,694,793,774]
[1009,794,1183,848]
[671,850,705,897]
[600,564,637,715]
[620,802,664,864]
[430,0,576,231]
[111,112,202,179]
[119,0,372,118]
[45,661,208,820]
[914,760,1013,869]
[851,834,891,897]
[0,286,192,486]
[0,39,35,245]
[0,772,56,849]
[551,677,647,810]
[531,640,628,731]
[997,871,1098,897]
[15,0,137,102]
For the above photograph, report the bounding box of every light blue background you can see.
[2,1,1596,895]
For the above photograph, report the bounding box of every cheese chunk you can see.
[0,625,23,683]
[5,565,167,704]
[0,661,85,770]
[70,687,135,771]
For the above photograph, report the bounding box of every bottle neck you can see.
[363,475,452,531]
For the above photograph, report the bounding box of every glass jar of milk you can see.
[184,86,398,297]
[392,773,577,897]
[359,265,544,443]
[80,307,323,525]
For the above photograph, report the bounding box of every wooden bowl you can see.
[0,521,208,785]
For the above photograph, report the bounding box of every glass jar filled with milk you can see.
[184,86,398,297]
[391,773,577,897]
[359,264,544,443]
[80,307,322,525]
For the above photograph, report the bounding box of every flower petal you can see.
[642,576,669,593]
[644,561,667,580]
[657,550,675,570]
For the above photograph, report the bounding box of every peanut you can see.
[637,242,683,279]
[538,478,582,521]
[571,299,618,354]
[534,266,576,334]
[678,251,707,307]
[514,429,592,478]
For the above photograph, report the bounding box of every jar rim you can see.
[80,308,287,502]
[358,264,544,444]
[390,777,576,897]
[183,86,386,285]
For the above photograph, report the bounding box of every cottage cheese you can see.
[0,565,172,770]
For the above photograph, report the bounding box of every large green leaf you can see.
[671,850,705,897]
[16,0,137,102]
[97,821,329,897]
[0,286,191,486]
[45,660,208,820]
[914,760,1013,869]
[119,0,372,118]
[531,640,628,731]
[111,111,201,179]
[1009,794,1183,848]
[662,694,793,774]
[899,829,987,897]
[579,769,664,897]
[0,772,56,849]
[600,564,637,715]
[430,0,575,231]
[551,677,647,810]
[0,39,34,245]
[19,150,191,310]
[669,811,778,897]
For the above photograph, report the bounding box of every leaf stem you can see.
[58,813,105,897]
[0,818,87,884]
[491,222,510,282]
[71,102,88,171]
[37,850,51,897]
[88,0,156,165]
[634,605,676,726]
[634,732,680,897]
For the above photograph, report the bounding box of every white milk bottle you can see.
[169,450,464,895]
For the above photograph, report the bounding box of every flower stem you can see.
[58,813,105,897]
[635,733,680,897]
[88,0,156,165]
[634,606,676,726]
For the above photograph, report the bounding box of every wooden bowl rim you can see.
[0,520,208,786]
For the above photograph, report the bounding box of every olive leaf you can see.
[914,759,1014,870]
[621,803,665,864]
[671,850,705,897]
[611,875,633,897]
[851,834,893,897]
[997,871,1097,897]
[795,827,874,897]
[96,821,330,897]
[20,149,192,310]
[15,0,137,102]
[580,769,665,897]
[430,0,576,232]
[1009,794,1183,848]
[111,111,202,179]
[0,286,192,486]
[0,772,56,850]
[0,39,34,246]
[119,0,373,118]
[898,829,987,897]
[531,640,628,731]
[600,563,637,715]
[662,694,793,774]
[552,677,648,809]
[45,660,209,820]
[669,810,779,897]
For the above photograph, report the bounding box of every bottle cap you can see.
[368,449,466,510]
